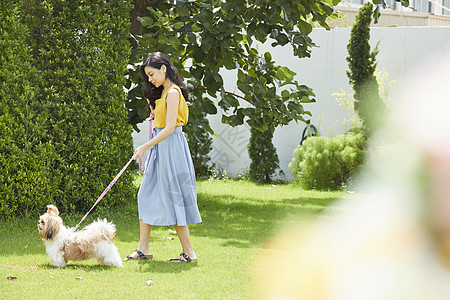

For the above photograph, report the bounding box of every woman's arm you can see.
[132,88,180,160]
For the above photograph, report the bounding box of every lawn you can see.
[0,178,343,299]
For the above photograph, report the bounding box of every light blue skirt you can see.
[138,126,202,226]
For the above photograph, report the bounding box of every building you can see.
[334,0,450,27]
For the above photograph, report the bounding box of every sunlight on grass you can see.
[0,177,344,299]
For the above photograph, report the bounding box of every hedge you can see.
[0,0,136,218]
[248,127,280,183]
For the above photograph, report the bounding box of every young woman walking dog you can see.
[124,52,202,263]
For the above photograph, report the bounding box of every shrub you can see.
[0,4,58,217]
[248,127,280,183]
[184,110,214,178]
[1,1,136,218]
[289,131,366,190]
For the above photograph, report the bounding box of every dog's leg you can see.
[96,242,123,267]
[52,251,67,268]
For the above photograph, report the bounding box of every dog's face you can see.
[38,205,63,240]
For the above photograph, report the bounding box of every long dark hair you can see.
[140,52,189,110]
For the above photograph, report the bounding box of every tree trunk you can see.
[130,0,160,52]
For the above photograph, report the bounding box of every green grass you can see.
[0,178,343,299]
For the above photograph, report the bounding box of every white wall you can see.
[132,27,450,181]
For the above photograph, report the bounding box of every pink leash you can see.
[73,113,154,231]
[73,157,134,231]
[138,112,154,173]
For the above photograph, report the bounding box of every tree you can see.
[126,0,323,180]
[127,0,410,132]
[127,1,325,134]
[346,2,386,137]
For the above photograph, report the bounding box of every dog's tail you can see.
[84,219,116,241]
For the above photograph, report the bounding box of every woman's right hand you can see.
[132,145,147,160]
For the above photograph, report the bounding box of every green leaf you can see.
[175,6,190,17]
[201,34,212,52]
[275,33,289,46]
[223,53,235,70]
[173,22,185,29]
[204,73,221,93]
[223,93,240,107]
[186,32,197,44]
[179,69,191,78]
[325,0,342,5]
[191,66,204,80]
[226,113,245,126]
[168,35,181,46]
[287,101,304,113]
[191,23,202,32]
[202,99,218,114]
[137,17,153,28]
[237,69,246,83]
[242,107,255,116]
[297,18,312,34]
[301,95,315,103]
[275,66,296,81]
[255,23,268,40]
[212,72,223,85]
[248,68,256,78]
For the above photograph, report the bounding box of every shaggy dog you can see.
[38,205,123,267]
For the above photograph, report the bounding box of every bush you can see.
[248,127,280,183]
[289,131,366,190]
[1,1,136,218]
[0,4,58,217]
[184,110,214,178]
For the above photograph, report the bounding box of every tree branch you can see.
[224,91,255,106]
[193,87,254,105]
[179,45,192,65]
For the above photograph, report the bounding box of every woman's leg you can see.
[126,219,152,259]
[174,225,197,259]
[139,219,153,255]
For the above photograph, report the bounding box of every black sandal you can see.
[168,252,193,263]
[123,249,153,261]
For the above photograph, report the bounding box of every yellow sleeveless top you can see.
[153,85,189,128]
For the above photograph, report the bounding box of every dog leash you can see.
[73,157,134,231]
[138,112,154,174]
[73,113,154,231]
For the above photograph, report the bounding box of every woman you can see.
[125,52,202,262]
